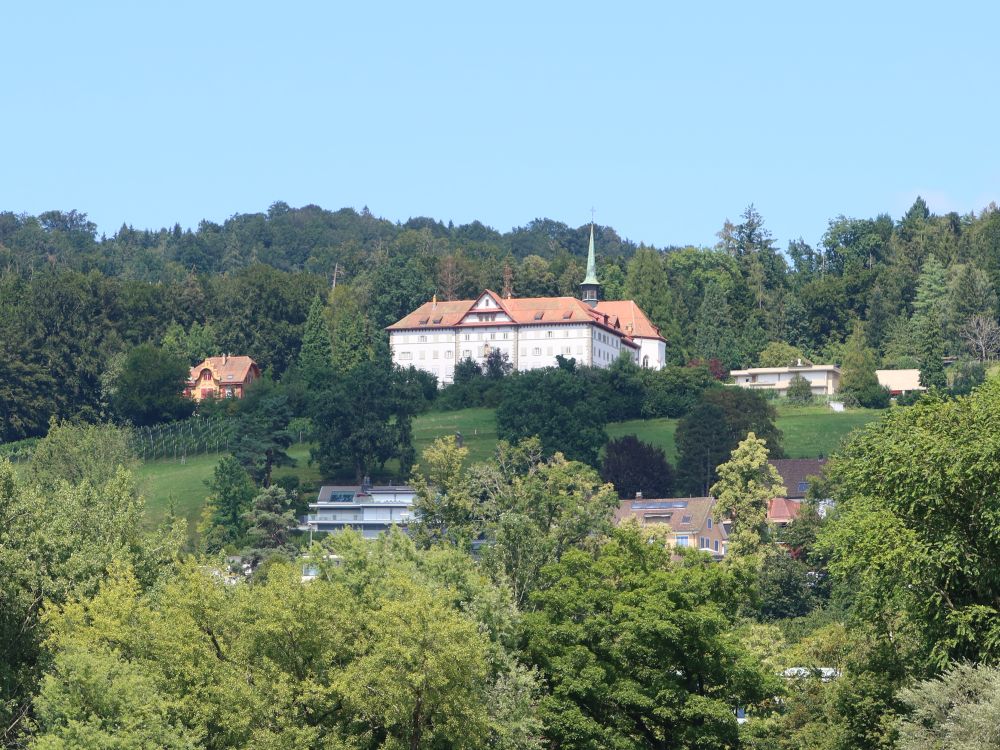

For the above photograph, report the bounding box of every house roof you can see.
[593,300,666,342]
[876,369,924,393]
[767,459,826,499]
[188,356,257,385]
[386,289,647,343]
[768,497,802,524]
[730,364,840,376]
[614,497,723,537]
[315,484,416,504]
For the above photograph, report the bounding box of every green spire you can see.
[583,223,600,285]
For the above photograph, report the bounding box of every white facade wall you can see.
[391,321,639,385]
[732,368,840,396]
[636,338,666,370]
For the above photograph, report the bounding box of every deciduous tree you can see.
[600,434,674,499]
[710,432,785,557]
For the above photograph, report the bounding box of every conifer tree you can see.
[694,281,737,368]
[297,294,332,386]
[839,324,888,407]
[329,285,383,375]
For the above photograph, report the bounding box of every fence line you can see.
[130,417,238,462]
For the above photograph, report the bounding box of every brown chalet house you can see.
[185,355,260,401]
[615,496,728,559]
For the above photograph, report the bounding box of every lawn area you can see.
[411,407,498,464]
[774,403,882,458]
[608,404,882,463]
[138,443,316,543]
[138,403,884,543]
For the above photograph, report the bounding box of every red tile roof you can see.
[767,497,802,525]
[188,355,258,385]
[594,300,665,341]
[386,289,644,344]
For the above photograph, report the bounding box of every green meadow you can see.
[138,404,882,543]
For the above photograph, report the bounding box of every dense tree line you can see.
[5,198,1000,442]
[10,376,1000,747]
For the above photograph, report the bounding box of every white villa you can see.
[300,480,416,538]
[729,363,841,396]
[387,226,667,384]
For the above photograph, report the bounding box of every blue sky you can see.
[3,1,998,249]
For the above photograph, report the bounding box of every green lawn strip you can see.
[138,404,884,542]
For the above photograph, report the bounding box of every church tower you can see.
[580,223,601,307]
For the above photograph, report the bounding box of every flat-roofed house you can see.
[876,369,924,396]
[300,479,416,538]
[729,364,840,396]
[615,496,728,558]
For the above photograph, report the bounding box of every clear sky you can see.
[3,1,999,250]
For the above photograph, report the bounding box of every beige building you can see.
[729,364,840,396]
[615,496,728,558]
[876,369,924,395]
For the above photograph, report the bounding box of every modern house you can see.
[729,363,840,396]
[876,369,924,396]
[185,355,260,401]
[386,226,667,384]
[300,479,417,538]
[614,496,728,558]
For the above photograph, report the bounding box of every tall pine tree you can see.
[693,281,738,368]
[297,294,332,387]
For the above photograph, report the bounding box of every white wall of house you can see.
[636,338,666,370]
[391,321,641,385]
[731,367,840,396]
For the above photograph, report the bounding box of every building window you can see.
[490,333,496,340]
[714,540,719,552]
[418,335,427,342]
[547,347,553,356]
[577,346,583,354]
[418,352,425,360]
[463,350,472,358]
[445,350,453,359]
[432,351,439,359]
[564,347,572,354]
[503,332,509,339]
[707,518,712,529]
[532,347,542,356]
[675,535,689,548]
[399,352,413,360]
[797,482,810,493]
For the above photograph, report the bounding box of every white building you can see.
[729,364,841,396]
[300,480,416,539]
[387,226,667,384]
[876,369,924,395]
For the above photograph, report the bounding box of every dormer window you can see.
[534,312,544,321]
[419,317,430,325]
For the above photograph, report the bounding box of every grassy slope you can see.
[140,403,882,542]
